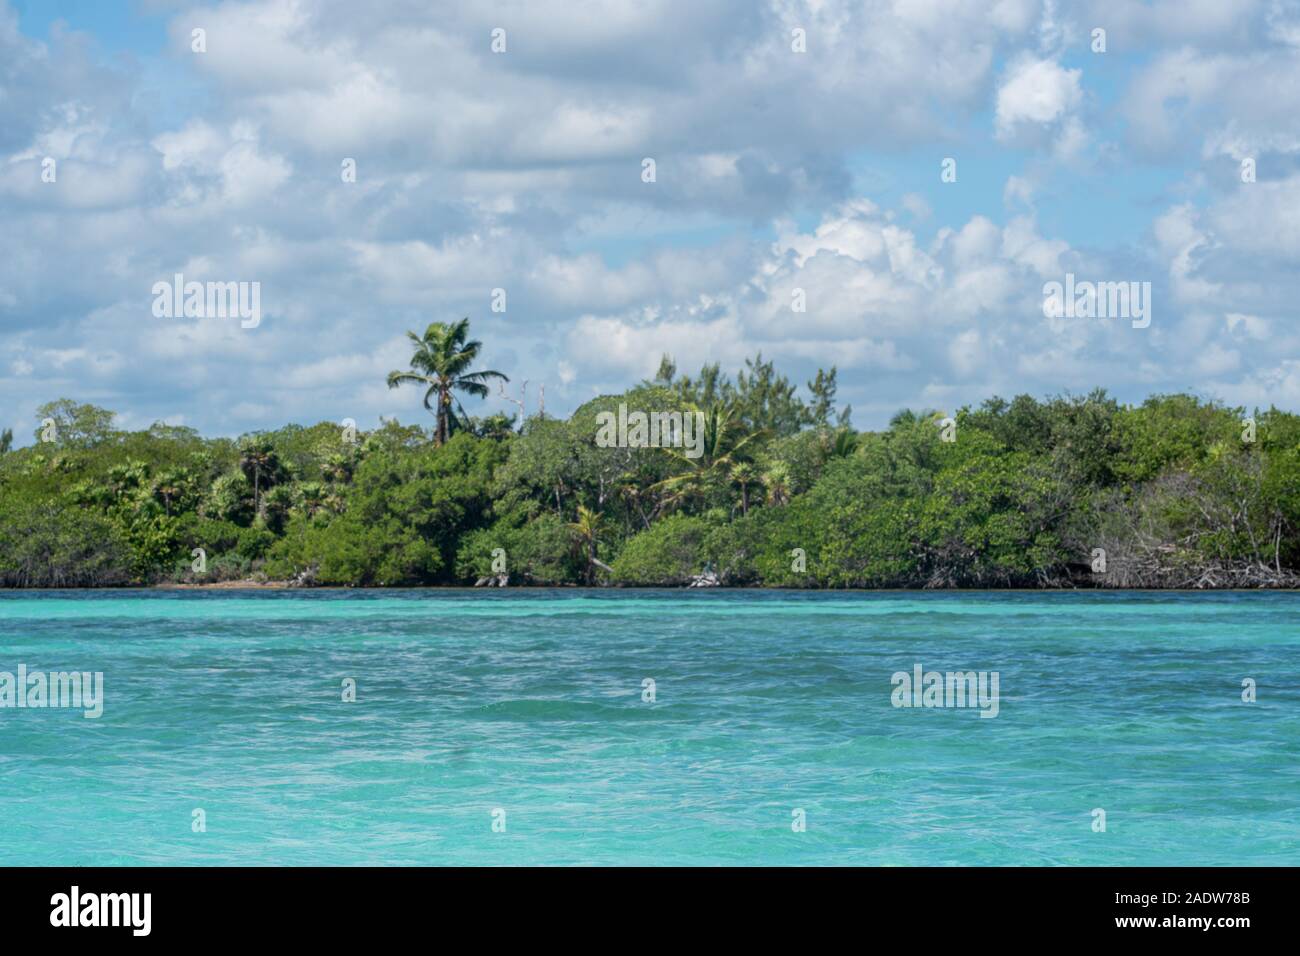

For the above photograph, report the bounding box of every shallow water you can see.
[1,589,1296,865]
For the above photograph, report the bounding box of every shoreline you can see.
[8,581,1300,593]
[153,580,294,590]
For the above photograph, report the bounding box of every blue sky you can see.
[2,0,1299,442]
[14,0,167,51]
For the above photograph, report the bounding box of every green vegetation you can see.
[4,321,1299,589]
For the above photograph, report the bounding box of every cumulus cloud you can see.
[994,55,1084,155]
[1,0,1299,442]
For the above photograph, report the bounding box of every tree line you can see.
[3,319,1298,589]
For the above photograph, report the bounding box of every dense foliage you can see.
[4,347,1300,588]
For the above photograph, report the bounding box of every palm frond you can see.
[387,371,432,389]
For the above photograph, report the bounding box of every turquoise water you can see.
[1,589,1297,866]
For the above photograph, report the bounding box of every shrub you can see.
[610,514,714,585]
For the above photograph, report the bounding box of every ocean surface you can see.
[0,589,1296,866]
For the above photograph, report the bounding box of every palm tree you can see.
[568,505,610,585]
[322,451,356,485]
[762,461,792,506]
[386,318,508,446]
[152,468,192,516]
[825,426,860,459]
[238,438,280,520]
[729,461,759,516]
[652,403,768,510]
[297,481,327,517]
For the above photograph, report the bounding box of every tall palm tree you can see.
[729,461,759,516]
[386,318,508,445]
[238,438,280,520]
[568,505,610,585]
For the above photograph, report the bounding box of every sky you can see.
[1,0,1298,444]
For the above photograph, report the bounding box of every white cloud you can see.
[995,55,1083,138]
